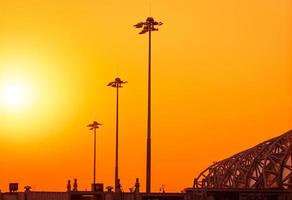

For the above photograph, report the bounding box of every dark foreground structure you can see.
[2,189,292,200]
[0,191,184,200]
[1,130,292,200]
[185,129,292,199]
[184,188,292,200]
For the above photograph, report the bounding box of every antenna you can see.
[149,0,152,16]
[115,65,119,77]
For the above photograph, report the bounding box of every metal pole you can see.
[93,128,96,190]
[146,23,152,194]
[115,85,119,191]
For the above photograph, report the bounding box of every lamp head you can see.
[134,17,163,34]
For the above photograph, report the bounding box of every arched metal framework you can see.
[195,130,292,189]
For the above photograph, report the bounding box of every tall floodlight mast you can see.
[87,121,102,191]
[134,17,163,194]
[107,77,127,192]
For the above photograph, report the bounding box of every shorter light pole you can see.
[87,121,102,191]
[107,77,127,192]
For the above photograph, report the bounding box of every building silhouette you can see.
[194,130,292,189]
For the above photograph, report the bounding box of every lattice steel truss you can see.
[194,130,292,189]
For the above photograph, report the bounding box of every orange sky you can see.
[0,0,291,192]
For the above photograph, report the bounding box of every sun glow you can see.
[1,83,29,109]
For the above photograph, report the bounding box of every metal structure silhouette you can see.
[107,77,127,192]
[134,17,163,194]
[87,121,102,191]
[194,130,292,189]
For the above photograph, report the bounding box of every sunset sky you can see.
[0,0,291,192]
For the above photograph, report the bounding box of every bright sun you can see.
[1,84,27,108]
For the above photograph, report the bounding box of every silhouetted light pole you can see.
[87,121,102,191]
[134,17,163,193]
[107,77,127,192]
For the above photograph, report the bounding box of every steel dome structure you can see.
[194,130,292,189]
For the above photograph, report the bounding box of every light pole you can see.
[87,121,102,191]
[134,17,163,193]
[107,77,127,192]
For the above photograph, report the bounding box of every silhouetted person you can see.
[106,186,113,192]
[24,185,32,192]
[134,178,140,193]
[24,185,31,200]
[67,180,71,192]
[73,178,78,191]
[160,185,166,193]
[116,178,121,192]
[134,178,141,200]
